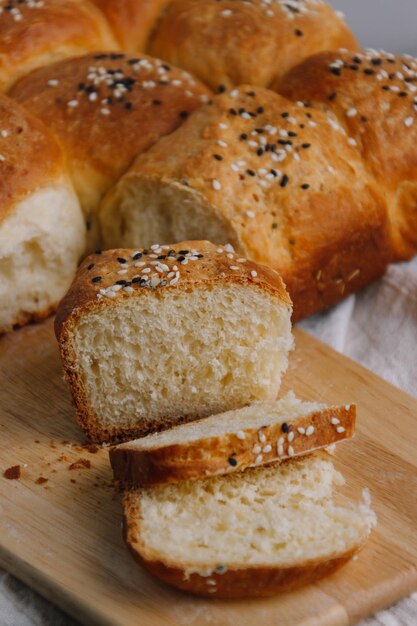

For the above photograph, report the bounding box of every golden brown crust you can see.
[90,0,170,51]
[122,489,364,598]
[0,0,118,93]
[148,0,358,91]
[10,52,211,235]
[278,49,417,261]
[110,405,356,487]
[55,241,291,443]
[108,86,390,320]
[0,93,66,223]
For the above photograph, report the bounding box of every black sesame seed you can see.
[281,422,289,433]
[132,252,142,260]
[152,99,162,105]
[168,249,176,256]
[159,280,167,287]
[229,108,237,115]
[218,85,226,93]
[132,276,141,283]
[270,169,278,177]
[330,67,341,77]
[214,154,223,161]
[177,255,186,262]
[328,92,337,101]
[228,457,238,467]
[349,65,359,71]
[255,128,264,134]
[353,56,362,64]
[196,254,204,258]
[288,131,297,137]
[128,58,140,65]
[399,91,408,97]
[125,102,133,110]
[364,68,375,75]
[371,58,382,66]
[162,64,171,71]
[95,249,102,254]
[78,82,85,91]
[240,133,248,140]
[246,90,256,97]
[92,276,102,283]
[142,249,148,255]
[289,239,295,245]
[179,250,189,254]
[382,85,390,91]
[93,54,108,60]
[257,148,264,156]
[302,143,311,149]
[281,112,289,118]
[157,255,166,260]
[272,223,278,229]
[179,111,188,119]
[140,278,148,286]
[301,183,310,189]
[257,106,264,114]
[280,174,289,188]
[361,116,369,123]
[87,263,94,270]
[110,53,124,60]
[295,29,303,37]
[116,280,127,286]
[117,257,127,264]
[246,169,256,176]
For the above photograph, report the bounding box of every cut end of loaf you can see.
[123,454,376,598]
[56,242,293,443]
[110,393,356,486]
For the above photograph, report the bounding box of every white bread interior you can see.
[72,283,293,436]
[130,453,376,576]
[123,392,326,451]
[100,178,231,249]
[0,183,85,332]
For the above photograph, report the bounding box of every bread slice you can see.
[110,392,356,486]
[123,453,376,598]
[55,241,293,443]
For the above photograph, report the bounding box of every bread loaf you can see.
[277,49,417,261]
[110,393,356,486]
[10,52,210,249]
[0,0,118,93]
[89,0,170,51]
[100,86,391,321]
[123,453,376,598]
[0,94,85,333]
[55,241,293,442]
[148,0,358,91]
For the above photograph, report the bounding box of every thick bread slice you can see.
[123,454,376,598]
[110,392,356,486]
[55,241,293,443]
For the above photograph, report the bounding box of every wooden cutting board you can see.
[0,319,416,626]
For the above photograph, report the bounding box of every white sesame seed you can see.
[212,179,221,190]
[404,117,414,127]
[230,89,239,98]
[217,140,228,148]
[255,454,263,464]
[237,258,246,263]
[100,108,110,116]
[229,266,239,270]
[336,426,346,434]
[345,404,351,411]
[236,431,246,440]
[258,431,266,443]
[47,79,59,87]
[348,137,357,146]
[297,427,305,435]
[278,445,284,456]
[221,9,232,16]
[253,445,261,454]
[250,270,258,278]
[117,269,128,275]
[0,154,5,162]
[346,108,358,117]
[89,93,98,102]
[306,426,314,436]
[134,261,146,268]
[288,431,294,443]
[141,268,151,274]
[331,417,340,425]
[288,445,295,457]
[0,130,8,138]
[67,100,79,108]
[124,286,134,293]
[263,444,272,454]
[246,210,255,218]
[219,123,228,129]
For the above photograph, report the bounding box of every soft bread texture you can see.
[110,393,356,486]
[55,241,293,443]
[10,52,210,250]
[0,94,85,333]
[277,49,417,261]
[89,0,170,51]
[123,453,376,598]
[148,0,358,91]
[100,86,391,321]
[0,0,118,93]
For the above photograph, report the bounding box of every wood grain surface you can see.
[0,319,416,626]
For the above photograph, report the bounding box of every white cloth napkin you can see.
[1,259,416,626]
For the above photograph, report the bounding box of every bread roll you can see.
[110,392,356,486]
[123,453,376,598]
[0,0,118,93]
[148,0,358,91]
[100,86,390,321]
[10,52,210,249]
[0,94,85,333]
[55,241,293,443]
[277,49,417,261]
[89,0,170,51]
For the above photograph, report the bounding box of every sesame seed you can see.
[331,417,340,425]
[246,210,255,218]
[346,108,358,117]
[306,425,314,436]
[212,179,221,190]
[255,454,263,464]
[258,431,266,443]
[405,117,414,127]
[229,266,239,270]
[91,276,102,283]
[253,445,261,454]
[297,427,305,435]
[228,456,238,466]
[288,445,295,457]
[236,431,246,440]
[336,426,346,434]
[263,444,272,454]
[251,270,258,278]
[288,431,294,443]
